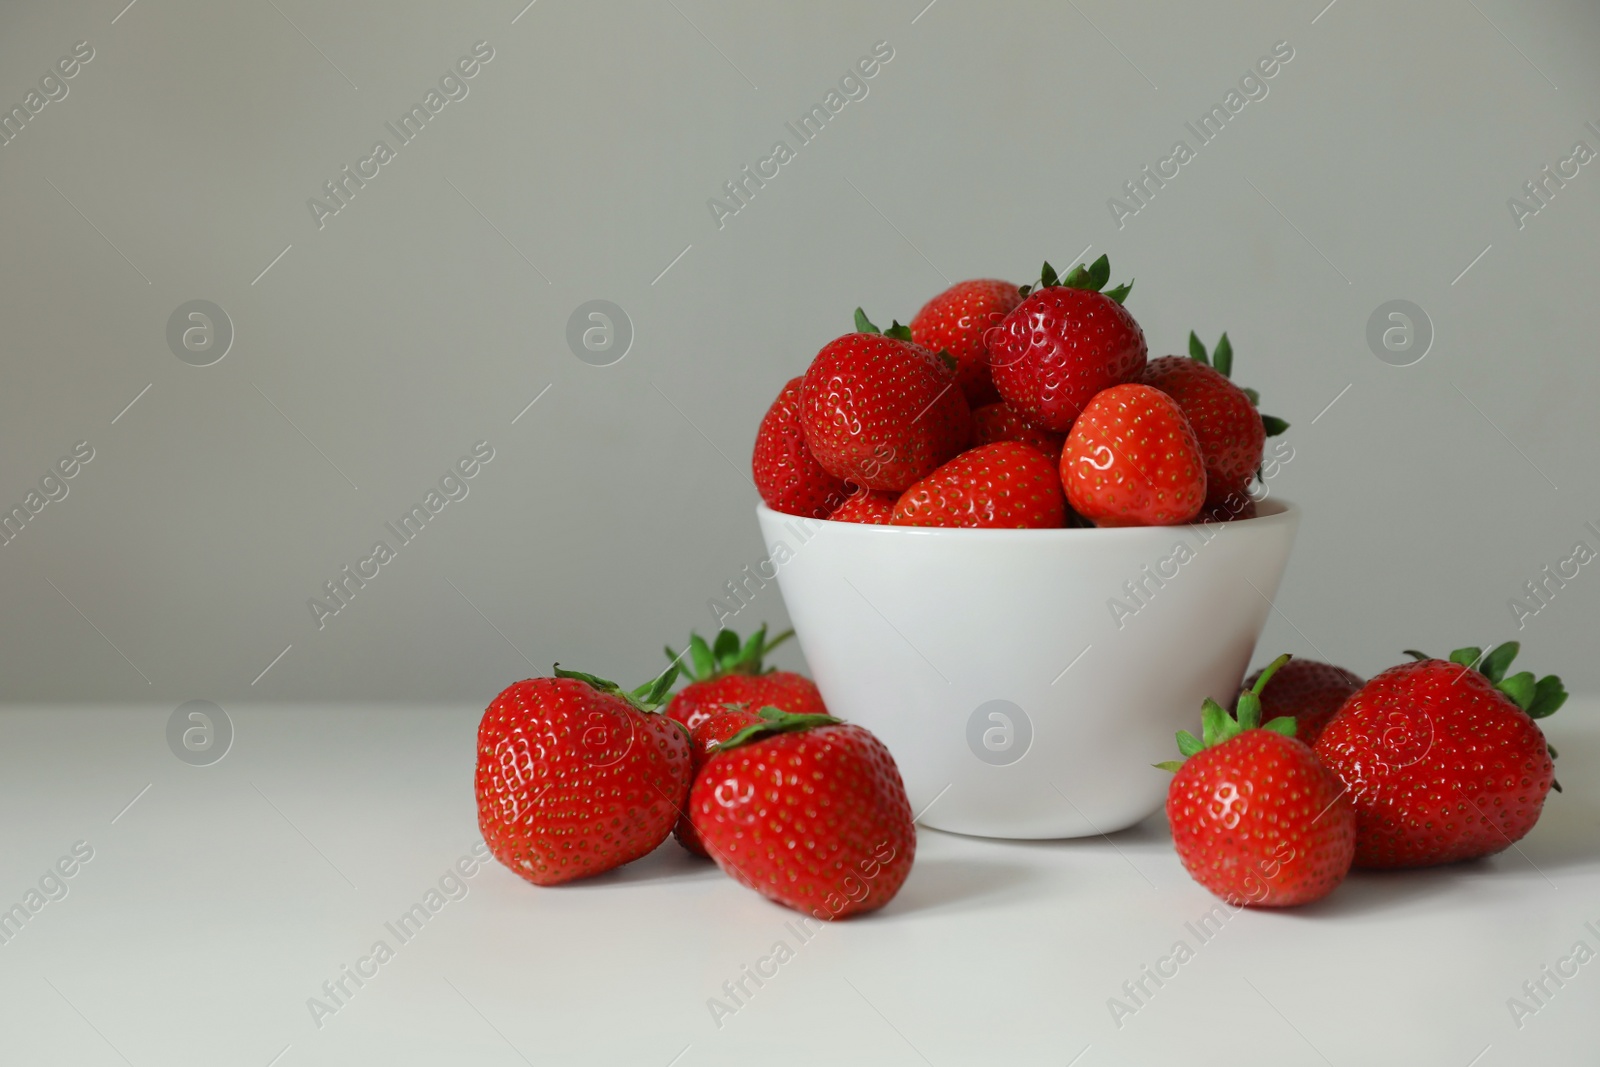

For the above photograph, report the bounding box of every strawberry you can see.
[475,665,689,887]
[1160,656,1356,907]
[891,441,1065,528]
[1142,333,1288,508]
[1242,658,1363,747]
[829,488,898,524]
[1060,383,1206,526]
[690,708,916,919]
[986,256,1146,432]
[752,376,851,518]
[971,401,1066,459]
[663,625,827,732]
[674,705,766,858]
[799,314,971,491]
[1314,642,1567,869]
[909,278,1023,406]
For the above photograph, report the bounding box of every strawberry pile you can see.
[1163,641,1567,907]
[474,626,915,920]
[753,256,1287,527]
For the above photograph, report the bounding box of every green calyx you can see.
[1020,254,1132,304]
[552,661,679,713]
[666,624,793,684]
[854,308,955,368]
[1188,330,1233,378]
[716,705,842,752]
[1403,642,1568,720]
[854,307,913,342]
[1187,330,1288,438]
[1155,653,1295,772]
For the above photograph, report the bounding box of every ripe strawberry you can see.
[1314,643,1567,869]
[663,625,827,732]
[909,278,1023,406]
[986,257,1146,432]
[691,709,916,920]
[753,376,850,518]
[674,705,766,858]
[1142,333,1289,508]
[829,488,898,524]
[799,313,971,491]
[1242,658,1363,747]
[971,401,1066,459]
[1161,656,1356,907]
[475,665,689,887]
[1060,383,1206,526]
[892,441,1065,528]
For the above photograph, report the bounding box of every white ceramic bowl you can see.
[755,500,1300,839]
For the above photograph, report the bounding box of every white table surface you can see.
[2,701,1596,1066]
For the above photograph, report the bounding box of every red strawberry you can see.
[971,401,1066,459]
[1314,643,1567,869]
[691,709,916,919]
[663,625,827,732]
[1161,656,1356,907]
[829,488,898,524]
[475,665,689,887]
[1142,333,1288,508]
[892,441,1065,528]
[986,257,1146,432]
[674,705,766,857]
[1242,658,1363,747]
[752,376,850,518]
[800,315,971,491]
[1060,383,1206,526]
[909,278,1023,406]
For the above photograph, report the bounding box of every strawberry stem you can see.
[1235,653,1292,731]
[853,308,912,341]
[665,624,794,684]
[1019,254,1133,304]
[716,706,841,751]
[1157,653,1296,772]
[1404,642,1567,720]
[552,661,679,714]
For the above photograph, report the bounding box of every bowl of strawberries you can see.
[750,256,1298,838]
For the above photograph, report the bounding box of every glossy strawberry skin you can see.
[475,678,691,886]
[829,488,898,524]
[665,672,827,733]
[1314,660,1556,869]
[1060,384,1206,526]
[1167,730,1356,907]
[1243,659,1363,747]
[986,286,1147,432]
[675,706,766,858]
[1143,356,1266,507]
[971,402,1066,460]
[753,376,851,519]
[691,724,916,920]
[910,279,1022,407]
[892,441,1065,528]
[800,333,971,491]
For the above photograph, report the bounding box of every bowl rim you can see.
[756,497,1298,539]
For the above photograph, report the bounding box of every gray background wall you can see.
[0,0,1596,704]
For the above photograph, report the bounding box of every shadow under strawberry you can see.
[551,839,729,889]
[1276,860,1528,920]
[876,855,1044,918]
